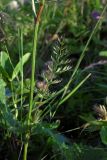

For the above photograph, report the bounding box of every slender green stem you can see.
[61,3,107,99]
[23,1,44,159]
[28,23,39,126]
[23,22,39,160]
[19,27,24,121]
[10,81,18,118]
[23,142,28,160]
[59,73,91,106]
[47,73,91,119]
[18,27,24,154]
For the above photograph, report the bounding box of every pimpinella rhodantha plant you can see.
[0,38,91,160]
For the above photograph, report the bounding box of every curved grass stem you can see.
[61,3,107,99]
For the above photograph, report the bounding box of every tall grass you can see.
[23,1,44,159]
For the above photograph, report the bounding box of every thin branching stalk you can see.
[23,1,44,160]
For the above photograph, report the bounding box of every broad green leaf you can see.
[0,79,6,104]
[99,51,107,57]
[100,126,107,145]
[12,53,31,80]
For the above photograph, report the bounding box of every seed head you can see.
[93,105,107,120]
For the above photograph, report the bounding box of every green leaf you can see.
[12,53,31,80]
[0,51,13,76]
[80,114,96,122]
[0,65,11,81]
[100,126,107,145]
[0,79,6,104]
[99,51,107,57]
